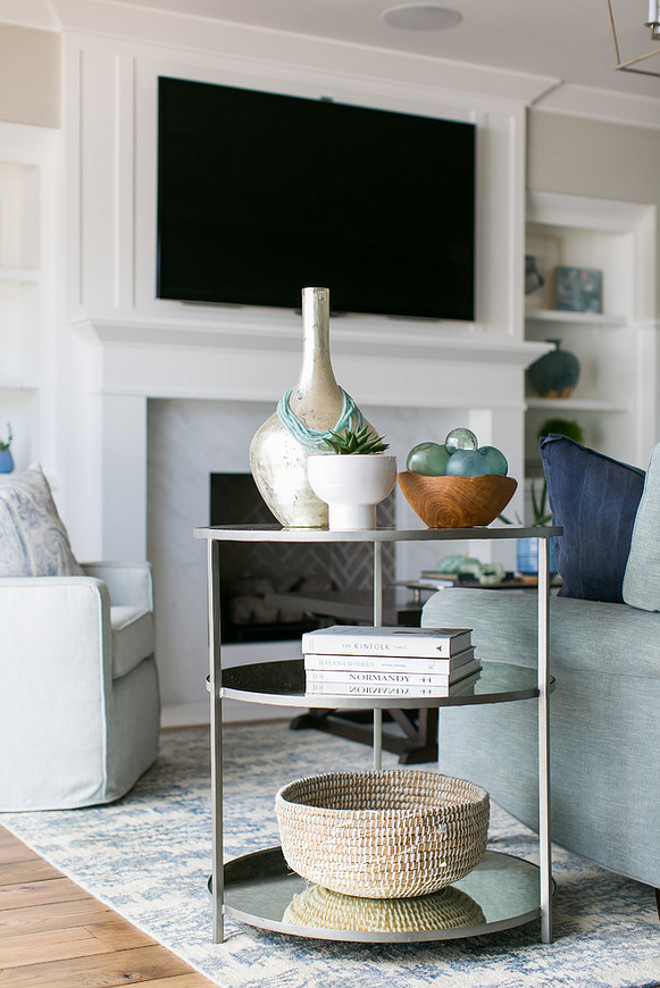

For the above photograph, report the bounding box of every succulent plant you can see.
[323,425,389,455]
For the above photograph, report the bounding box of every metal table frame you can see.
[194,524,559,945]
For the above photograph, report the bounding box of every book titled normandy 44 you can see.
[301,625,472,658]
[305,670,482,698]
[305,654,481,688]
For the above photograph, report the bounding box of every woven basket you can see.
[275,769,489,899]
[283,882,486,933]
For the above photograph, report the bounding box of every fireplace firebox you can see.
[210,473,395,644]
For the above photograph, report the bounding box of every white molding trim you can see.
[6,2,660,125]
[0,1,59,31]
[0,120,59,157]
[527,190,656,232]
[51,1,559,106]
[531,83,660,131]
[160,700,297,728]
[161,702,209,729]
[73,315,550,368]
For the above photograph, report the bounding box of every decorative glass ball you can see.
[406,442,451,476]
[478,445,508,476]
[445,449,490,477]
[445,427,478,453]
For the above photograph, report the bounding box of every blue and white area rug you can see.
[3,722,659,988]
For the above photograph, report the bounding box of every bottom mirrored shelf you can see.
[223,847,548,943]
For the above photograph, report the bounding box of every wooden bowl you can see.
[398,472,517,529]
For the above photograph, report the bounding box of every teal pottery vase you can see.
[0,449,14,473]
[527,339,580,399]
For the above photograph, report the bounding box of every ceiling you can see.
[6,0,660,103]
[92,0,660,100]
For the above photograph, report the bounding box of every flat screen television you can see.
[156,77,476,321]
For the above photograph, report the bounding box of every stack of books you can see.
[301,625,481,698]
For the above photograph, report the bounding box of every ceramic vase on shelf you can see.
[527,339,580,399]
[249,286,374,528]
[0,449,14,474]
[517,536,557,576]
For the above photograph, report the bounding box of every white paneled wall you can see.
[56,24,548,723]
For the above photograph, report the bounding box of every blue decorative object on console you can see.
[516,536,557,576]
[539,435,645,603]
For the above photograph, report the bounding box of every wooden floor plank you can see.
[0,898,115,936]
[86,918,156,950]
[0,834,39,866]
[0,944,195,987]
[0,858,62,886]
[0,925,113,969]
[0,876,88,911]
[0,826,218,987]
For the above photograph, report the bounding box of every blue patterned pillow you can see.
[539,435,645,603]
[0,466,84,577]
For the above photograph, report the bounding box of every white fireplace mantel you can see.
[66,310,548,566]
[75,314,551,361]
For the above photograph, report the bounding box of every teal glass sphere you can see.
[445,427,478,453]
[445,449,490,477]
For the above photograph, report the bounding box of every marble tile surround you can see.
[147,398,477,722]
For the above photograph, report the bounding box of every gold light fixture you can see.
[606,0,660,77]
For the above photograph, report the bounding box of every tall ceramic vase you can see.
[249,287,371,528]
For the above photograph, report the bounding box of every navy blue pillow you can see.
[539,435,645,603]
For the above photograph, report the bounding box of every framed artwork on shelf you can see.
[554,266,603,313]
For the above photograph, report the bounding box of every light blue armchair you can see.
[0,561,160,811]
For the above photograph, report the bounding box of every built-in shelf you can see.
[526,397,630,413]
[0,123,57,471]
[525,308,628,329]
[525,191,656,471]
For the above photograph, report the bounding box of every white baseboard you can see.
[161,702,210,729]
[161,700,300,729]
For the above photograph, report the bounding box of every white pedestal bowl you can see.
[307,454,397,530]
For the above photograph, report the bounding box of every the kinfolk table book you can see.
[301,625,472,658]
